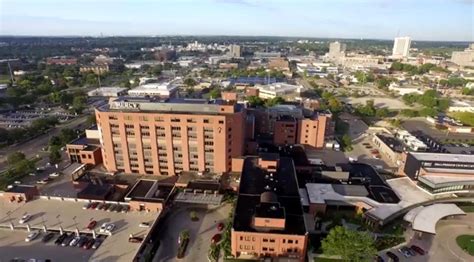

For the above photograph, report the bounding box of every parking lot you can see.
[153,203,231,262]
[0,198,158,262]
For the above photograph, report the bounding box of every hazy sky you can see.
[1,0,473,41]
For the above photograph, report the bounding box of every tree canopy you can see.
[322,226,377,262]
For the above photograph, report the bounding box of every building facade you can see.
[451,43,474,67]
[95,98,246,175]
[392,37,411,58]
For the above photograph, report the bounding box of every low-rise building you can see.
[66,126,103,166]
[46,56,78,65]
[87,87,128,97]
[80,64,109,74]
[256,83,302,99]
[231,155,307,261]
[128,82,178,98]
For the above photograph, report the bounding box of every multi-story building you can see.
[80,64,109,74]
[451,43,474,67]
[327,41,346,61]
[95,97,246,175]
[46,56,78,65]
[231,155,308,261]
[229,44,242,58]
[128,82,178,98]
[392,37,411,59]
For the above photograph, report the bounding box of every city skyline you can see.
[1,0,473,41]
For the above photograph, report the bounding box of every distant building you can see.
[327,41,346,61]
[268,58,290,72]
[256,83,302,99]
[87,87,128,97]
[451,43,474,67]
[66,126,103,166]
[229,44,241,58]
[80,64,109,74]
[392,37,411,58]
[231,155,308,261]
[46,56,77,65]
[254,51,282,58]
[219,62,239,69]
[154,48,176,62]
[128,82,178,98]
[448,99,474,113]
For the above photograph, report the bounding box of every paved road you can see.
[0,115,88,171]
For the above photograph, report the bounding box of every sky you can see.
[0,0,473,41]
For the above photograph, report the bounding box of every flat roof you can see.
[410,152,474,163]
[0,199,158,262]
[127,180,155,198]
[233,156,306,235]
[404,204,465,234]
[4,185,36,193]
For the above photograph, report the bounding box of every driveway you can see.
[153,203,231,262]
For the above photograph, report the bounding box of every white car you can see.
[25,231,40,242]
[69,236,81,246]
[105,223,115,233]
[49,172,60,177]
[19,214,32,224]
[139,222,150,228]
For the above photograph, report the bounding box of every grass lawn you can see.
[459,205,474,213]
[456,235,474,256]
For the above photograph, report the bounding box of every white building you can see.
[327,41,346,61]
[395,130,427,152]
[392,37,411,59]
[128,82,178,98]
[451,43,474,67]
[229,44,241,58]
[448,99,474,113]
[87,87,128,97]
[256,83,303,99]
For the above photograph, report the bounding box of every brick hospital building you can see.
[95,97,246,175]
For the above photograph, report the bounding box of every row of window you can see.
[108,115,226,124]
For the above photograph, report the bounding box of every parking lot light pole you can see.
[92,229,96,239]
[26,223,31,232]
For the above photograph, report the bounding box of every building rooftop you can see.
[375,133,404,153]
[410,152,474,164]
[403,204,465,234]
[233,156,306,235]
[98,97,242,114]
[4,184,36,194]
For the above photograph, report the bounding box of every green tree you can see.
[341,134,353,151]
[72,95,87,114]
[49,146,62,164]
[375,108,390,118]
[376,77,391,90]
[209,88,221,99]
[327,97,343,113]
[7,152,26,166]
[184,78,197,87]
[322,226,377,262]
[265,96,285,107]
[86,114,97,126]
[59,128,76,144]
[247,96,264,107]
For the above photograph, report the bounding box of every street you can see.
[0,115,89,172]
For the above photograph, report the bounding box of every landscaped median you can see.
[456,235,474,256]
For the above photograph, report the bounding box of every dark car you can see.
[90,202,99,209]
[92,238,103,249]
[84,238,95,249]
[61,234,74,247]
[374,255,384,262]
[217,223,224,231]
[114,205,123,213]
[95,203,105,210]
[54,234,67,245]
[121,205,130,213]
[410,245,425,255]
[77,236,88,247]
[386,251,399,262]
[129,236,144,243]
[41,232,55,243]
[86,220,97,230]
[211,234,221,244]
[102,203,111,210]
[107,204,117,212]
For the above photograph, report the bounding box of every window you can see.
[108,115,118,120]
[125,124,134,129]
[154,116,164,122]
[139,116,149,121]
[269,239,275,243]
[295,240,298,244]
[288,240,293,244]
[218,120,224,124]
[263,239,268,242]
[124,115,132,121]
[283,239,286,244]
[187,119,196,123]
[262,247,268,251]
[171,118,180,122]
[171,126,181,131]
[204,119,209,123]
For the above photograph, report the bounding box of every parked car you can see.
[129,236,144,243]
[99,223,108,233]
[410,245,425,255]
[41,232,55,243]
[19,214,32,224]
[92,238,103,249]
[54,234,67,245]
[69,236,81,247]
[217,223,224,231]
[102,203,111,210]
[114,205,123,213]
[211,234,221,244]
[386,251,399,262]
[105,223,116,233]
[86,220,97,230]
[95,203,105,210]
[84,238,95,249]
[398,246,412,257]
[83,203,92,210]
[139,222,150,228]
[121,205,130,213]
[77,236,88,247]
[374,255,384,262]
[61,234,74,247]
[49,172,60,177]
[107,204,117,212]
[90,202,99,209]
[25,231,40,242]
